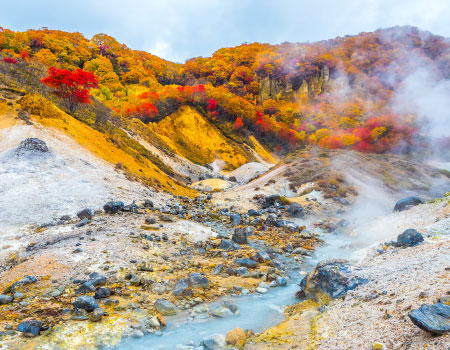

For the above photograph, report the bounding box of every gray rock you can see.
[222,300,238,313]
[76,218,89,227]
[73,296,99,311]
[276,276,288,287]
[232,227,248,244]
[408,303,450,335]
[17,320,42,336]
[151,283,166,295]
[393,196,423,212]
[147,315,160,327]
[230,213,241,226]
[213,264,223,275]
[94,288,111,299]
[203,334,226,349]
[219,239,235,250]
[145,217,156,224]
[160,215,173,222]
[235,258,257,268]
[288,203,304,218]
[264,195,281,208]
[256,251,271,262]
[248,209,261,216]
[89,272,107,286]
[396,229,424,247]
[10,275,37,291]
[76,282,95,294]
[13,292,23,300]
[188,273,209,289]
[210,305,234,318]
[154,299,177,316]
[90,308,104,322]
[77,209,93,220]
[236,267,249,276]
[103,201,124,214]
[173,278,190,296]
[300,259,368,302]
[0,295,13,304]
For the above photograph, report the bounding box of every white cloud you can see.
[1,0,449,61]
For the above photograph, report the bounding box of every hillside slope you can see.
[150,106,254,170]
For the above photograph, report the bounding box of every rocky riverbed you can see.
[0,185,325,349]
[1,139,449,350]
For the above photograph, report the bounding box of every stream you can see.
[112,230,358,350]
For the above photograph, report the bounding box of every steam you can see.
[392,66,450,139]
[210,159,226,173]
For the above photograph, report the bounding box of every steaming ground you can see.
[0,124,150,237]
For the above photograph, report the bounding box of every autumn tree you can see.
[233,116,244,129]
[41,67,99,113]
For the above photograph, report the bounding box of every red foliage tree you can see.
[2,57,17,64]
[20,50,30,61]
[126,102,158,123]
[233,116,244,129]
[41,67,99,112]
[207,99,217,111]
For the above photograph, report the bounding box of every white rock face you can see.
[0,125,148,234]
[227,162,270,183]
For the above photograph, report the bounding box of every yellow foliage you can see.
[340,133,359,146]
[313,128,331,142]
[150,106,250,170]
[33,48,59,67]
[371,126,386,141]
[249,135,276,163]
[339,116,358,129]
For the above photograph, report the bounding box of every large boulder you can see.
[393,196,423,212]
[408,303,450,335]
[396,229,424,247]
[299,259,368,303]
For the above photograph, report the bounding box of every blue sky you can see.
[1,0,449,62]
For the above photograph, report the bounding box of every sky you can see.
[1,0,450,63]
